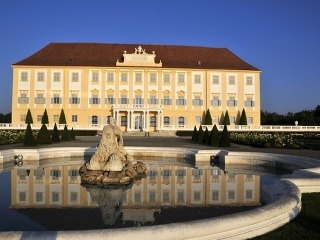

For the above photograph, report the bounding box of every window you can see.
[134,95,143,106]
[162,169,171,178]
[149,96,158,104]
[70,93,79,104]
[163,192,170,202]
[18,93,29,104]
[228,190,235,200]
[163,117,170,126]
[213,117,219,124]
[70,192,78,202]
[177,96,186,106]
[228,75,236,85]
[106,94,114,104]
[176,169,186,178]
[163,73,170,83]
[150,116,156,127]
[107,72,114,82]
[35,93,45,104]
[121,73,128,82]
[37,115,42,122]
[245,96,255,107]
[52,94,61,104]
[52,192,59,202]
[92,72,99,82]
[194,74,201,84]
[120,95,128,104]
[163,96,171,105]
[52,170,60,181]
[121,116,127,126]
[246,190,253,199]
[92,116,98,124]
[19,192,26,202]
[193,191,201,201]
[247,117,253,124]
[36,192,43,202]
[53,72,60,82]
[72,115,78,122]
[21,72,28,81]
[135,72,142,83]
[149,192,156,202]
[20,115,26,122]
[177,192,185,202]
[212,75,219,84]
[192,96,203,106]
[192,169,202,179]
[150,73,157,83]
[53,115,59,122]
[90,94,100,104]
[230,117,236,124]
[34,170,44,181]
[212,190,219,201]
[211,96,221,106]
[37,72,45,82]
[178,116,185,126]
[134,192,141,203]
[227,96,237,107]
[246,76,253,85]
[72,72,79,82]
[195,116,201,124]
[178,73,185,83]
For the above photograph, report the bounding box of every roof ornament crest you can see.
[134,46,146,54]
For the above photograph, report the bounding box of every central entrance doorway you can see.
[134,115,143,130]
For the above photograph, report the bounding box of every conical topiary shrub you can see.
[61,125,70,141]
[223,110,230,125]
[202,127,209,144]
[210,124,220,147]
[69,127,76,140]
[41,108,49,124]
[23,123,36,146]
[37,124,52,144]
[191,126,198,141]
[239,108,248,125]
[204,109,213,125]
[59,109,67,124]
[52,123,60,142]
[196,125,204,143]
[219,125,231,147]
[25,109,33,124]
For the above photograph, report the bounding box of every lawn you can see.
[251,193,320,240]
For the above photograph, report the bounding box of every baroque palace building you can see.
[11,43,261,131]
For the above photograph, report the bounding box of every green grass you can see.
[251,193,320,240]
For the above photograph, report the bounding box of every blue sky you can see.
[0,0,319,114]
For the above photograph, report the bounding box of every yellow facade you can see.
[11,44,261,131]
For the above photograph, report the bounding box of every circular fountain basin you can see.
[1,147,320,240]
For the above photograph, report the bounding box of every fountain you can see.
[79,117,147,185]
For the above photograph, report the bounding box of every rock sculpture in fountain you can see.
[80,117,147,185]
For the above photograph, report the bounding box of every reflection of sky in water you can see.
[0,162,289,231]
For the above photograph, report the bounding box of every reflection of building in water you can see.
[11,164,260,211]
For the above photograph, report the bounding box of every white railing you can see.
[1,123,320,132]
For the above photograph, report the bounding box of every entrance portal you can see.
[134,116,143,130]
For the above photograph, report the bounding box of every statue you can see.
[79,117,147,185]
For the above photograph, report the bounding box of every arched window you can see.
[178,117,185,126]
[92,116,98,124]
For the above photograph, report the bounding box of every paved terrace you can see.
[1,135,320,161]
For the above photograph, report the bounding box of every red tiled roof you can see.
[13,43,260,71]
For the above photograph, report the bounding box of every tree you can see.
[23,123,36,146]
[41,108,49,124]
[52,122,60,142]
[210,125,220,147]
[239,109,248,125]
[191,126,198,141]
[219,125,231,147]
[69,127,76,140]
[223,110,230,125]
[315,105,320,125]
[59,109,67,124]
[61,125,70,141]
[36,124,52,144]
[196,125,204,143]
[202,127,209,144]
[25,109,33,124]
[204,109,213,125]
